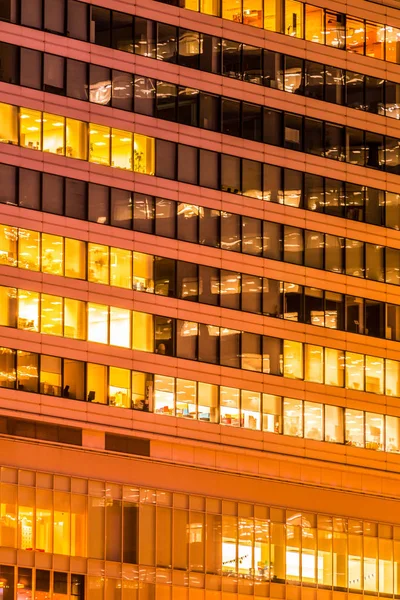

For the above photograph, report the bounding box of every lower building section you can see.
[1,436,400,599]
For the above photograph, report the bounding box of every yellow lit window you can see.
[35,489,52,553]
[88,303,109,344]
[40,293,63,337]
[366,22,385,59]
[262,393,281,433]
[386,359,400,396]
[71,494,87,557]
[304,401,323,441]
[345,408,364,447]
[64,298,86,340]
[41,233,64,276]
[283,339,303,379]
[386,26,400,63]
[111,128,132,170]
[222,515,238,574]
[283,397,303,437]
[18,228,40,271]
[0,102,18,145]
[198,382,219,423]
[109,366,131,408]
[222,0,242,21]
[89,123,111,166]
[346,17,365,54]
[133,252,154,292]
[176,378,197,419]
[241,390,261,430]
[264,0,282,31]
[110,247,132,289]
[0,286,16,328]
[132,311,154,352]
[54,492,70,555]
[0,224,17,267]
[86,363,107,403]
[154,374,175,415]
[88,243,109,284]
[366,412,384,451]
[184,0,199,10]
[65,238,86,280]
[20,107,42,150]
[40,355,62,396]
[0,483,17,548]
[18,289,39,331]
[201,0,220,15]
[386,415,400,454]
[132,371,147,410]
[346,351,364,391]
[285,0,303,38]
[134,133,155,175]
[43,113,65,155]
[305,4,324,43]
[366,355,384,394]
[243,0,262,27]
[220,386,240,426]
[18,486,34,550]
[324,347,344,387]
[66,118,88,160]
[305,344,323,383]
[110,306,131,348]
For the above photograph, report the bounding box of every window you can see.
[198,382,218,422]
[110,307,130,348]
[18,289,39,332]
[325,405,343,443]
[41,233,63,276]
[67,59,88,101]
[283,340,303,379]
[109,367,131,408]
[111,188,132,229]
[0,347,16,389]
[86,363,107,404]
[241,390,261,430]
[262,394,281,433]
[67,0,88,41]
[40,355,61,396]
[17,350,38,393]
[283,398,303,437]
[88,243,109,284]
[42,173,64,215]
[345,409,364,447]
[91,6,111,46]
[304,402,323,440]
[133,311,154,352]
[176,379,197,418]
[0,102,17,145]
[0,42,18,84]
[88,303,108,344]
[111,248,132,289]
[134,134,155,175]
[154,375,174,415]
[44,54,64,94]
[20,47,42,89]
[176,320,198,360]
[66,119,88,160]
[20,107,42,150]
[65,239,86,280]
[305,344,323,383]
[89,123,110,165]
[40,294,63,337]
[346,352,364,391]
[220,387,240,426]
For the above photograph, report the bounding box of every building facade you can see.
[2,0,400,597]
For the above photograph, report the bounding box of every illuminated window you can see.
[109,366,131,408]
[176,378,197,418]
[132,311,154,352]
[88,243,109,284]
[222,0,242,21]
[20,107,42,150]
[134,133,155,175]
[262,394,281,433]
[345,408,364,447]
[201,0,220,15]
[238,517,254,576]
[283,340,303,379]
[43,113,65,155]
[304,402,323,441]
[324,405,344,443]
[86,363,107,403]
[386,415,400,453]
[18,289,39,331]
[366,22,385,59]
[241,390,261,430]
[198,382,218,422]
[54,492,70,555]
[0,483,17,547]
[325,11,345,49]
[366,412,384,451]
[41,233,63,276]
[366,355,384,394]
[243,0,262,27]
[305,5,324,43]
[40,355,61,397]
[40,294,63,336]
[220,386,240,426]
[283,397,303,437]
[18,229,40,271]
[18,486,34,550]
[0,286,16,328]
[0,224,17,266]
[184,0,199,9]
[110,247,132,289]
[285,0,303,38]
[132,371,152,411]
[89,123,111,165]
[111,128,132,170]
[88,303,109,344]
[346,17,365,53]
[133,252,154,292]
[264,0,282,30]
[222,515,237,573]
[305,344,323,383]
[0,347,16,388]
[110,306,131,348]
[154,374,175,415]
[346,352,364,391]
[386,26,400,63]
[66,118,88,160]
[64,298,86,340]
[65,238,86,279]
[0,102,18,145]
[386,359,400,396]
[324,347,344,387]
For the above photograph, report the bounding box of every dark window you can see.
[242,274,262,313]
[365,75,384,114]
[365,299,384,338]
[242,215,262,255]
[21,0,42,28]
[304,230,324,269]
[325,234,344,273]
[112,11,133,52]
[66,59,87,101]
[0,42,18,84]
[157,23,177,63]
[241,332,261,372]
[199,149,219,189]
[112,70,133,111]
[263,108,282,146]
[177,320,198,360]
[242,103,262,142]
[284,168,302,207]
[177,262,198,302]
[325,178,344,217]
[154,257,175,297]
[263,49,283,90]
[65,178,87,220]
[178,87,199,127]
[284,226,303,265]
[346,296,364,334]
[91,6,111,46]
[242,44,262,84]
[44,54,64,95]
[220,329,240,368]
[88,183,109,225]
[155,198,176,238]
[222,98,240,136]
[105,433,150,456]
[284,114,302,151]
[134,17,156,59]
[386,247,400,285]
[263,222,281,260]
[199,93,219,131]
[325,66,344,104]
[199,266,219,306]
[0,163,16,205]
[156,81,177,121]
[222,40,241,79]
[366,243,384,282]
[111,188,132,229]
[0,0,16,21]
[305,174,324,212]
[199,34,220,73]
[263,164,282,204]
[346,127,365,166]
[67,0,88,41]
[155,140,176,179]
[365,187,384,226]
[365,131,384,169]
[346,71,364,109]
[304,118,323,156]
[304,61,324,100]
[305,287,324,325]
[198,322,219,364]
[20,47,42,90]
[387,304,400,341]
[263,278,280,317]
[44,0,64,33]
[242,160,262,200]
[284,55,303,94]
[133,193,154,233]
[384,136,400,175]
[325,122,344,161]
[179,29,200,69]
[123,504,138,564]
[220,271,240,310]
[134,75,155,116]
[177,144,198,185]
[0,563,14,599]
[263,336,281,375]
[221,155,240,193]
[177,201,198,241]
[282,283,303,321]
[345,183,364,221]
[199,207,219,247]
[155,316,174,356]
[89,64,111,106]
[19,169,40,210]
[221,212,240,252]
[42,174,64,215]
[54,573,68,594]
